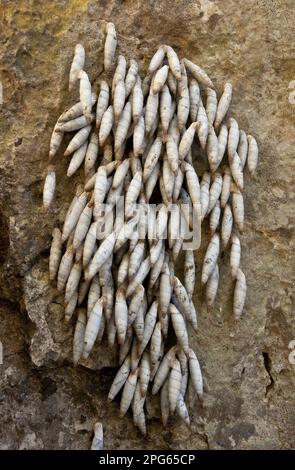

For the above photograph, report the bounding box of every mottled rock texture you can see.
[0,0,294,450]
